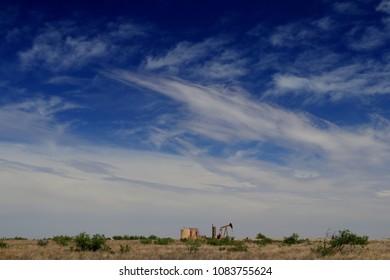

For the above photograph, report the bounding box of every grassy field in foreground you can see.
[1,239,390,260]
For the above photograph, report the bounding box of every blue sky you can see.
[1,0,390,239]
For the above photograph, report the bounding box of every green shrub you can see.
[282,233,301,246]
[139,237,173,245]
[0,240,7,248]
[74,232,91,251]
[227,241,248,252]
[140,239,153,245]
[113,235,147,240]
[207,237,235,246]
[90,234,108,252]
[13,237,27,240]
[74,232,109,252]
[155,237,174,245]
[315,229,369,256]
[52,235,73,246]
[330,229,368,251]
[256,233,273,246]
[186,239,202,254]
[148,235,158,240]
[256,233,267,239]
[315,244,334,257]
[206,238,219,246]
[112,235,122,240]
[206,237,246,251]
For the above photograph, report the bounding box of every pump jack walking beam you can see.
[217,223,233,239]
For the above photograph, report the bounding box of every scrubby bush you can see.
[282,233,302,246]
[112,235,147,240]
[227,241,248,252]
[74,232,92,251]
[330,229,368,251]
[13,237,27,240]
[315,243,333,257]
[155,237,174,245]
[148,235,158,240]
[206,238,219,246]
[186,239,202,254]
[140,239,153,245]
[315,229,369,256]
[207,237,247,251]
[52,235,73,246]
[0,240,7,248]
[74,232,110,252]
[207,237,235,246]
[256,233,273,246]
[139,237,174,245]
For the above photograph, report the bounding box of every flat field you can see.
[1,239,390,260]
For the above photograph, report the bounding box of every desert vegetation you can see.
[0,230,389,260]
[314,229,369,256]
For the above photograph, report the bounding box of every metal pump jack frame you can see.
[216,223,233,239]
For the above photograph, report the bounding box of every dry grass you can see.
[1,238,390,260]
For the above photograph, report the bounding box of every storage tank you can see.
[180,228,191,239]
[190,228,198,238]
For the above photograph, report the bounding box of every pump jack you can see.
[217,223,233,239]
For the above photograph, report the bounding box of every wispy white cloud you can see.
[270,23,314,47]
[19,27,108,71]
[145,38,226,70]
[269,19,332,48]
[0,158,72,178]
[144,37,247,81]
[46,75,89,85]
[3,96,78,117]
[18,20,145,72]
[377,0,390,14]
[0,97,79,144]
[347,25,390,50]
[192,50,247,80]
[107,21,148,39]
[261,2,390,103]
[376,190,390,198]
[268,62,390,102]
[329,1,390,51]
[106,70,390,172]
